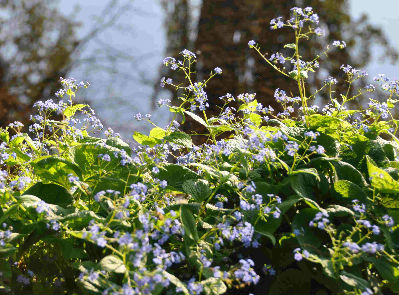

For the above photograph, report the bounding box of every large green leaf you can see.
[292,208,325,256]
[17,195,70,218]
[254,221,277,245]
[331,160,367,187]
[268,268,311,295]
[63,104,87,118]
[339,271,370,291]
[164,131,193,148]
[290,173,317,200]
[158,164,199,190]
[23,182,73,207]
[31,156,82,187]
[133,131,161,147]
[326,205,354,217]
[201,277,227,295]
[61,211,105,229]
[149,127,167,139]
[180,205,199,242]
[91,177,127,195]
[0,128,9,143]
[162,271,189,295]
[182,179,212,202]
[316,133,340,156]
[364,257,399,293]
[5,147,31,166]
[105,137,131,154]
[71,142,136,178]
[184,110,208,127]
[100,255,126,274]
[366,155,399,194]
[333,180,368,202]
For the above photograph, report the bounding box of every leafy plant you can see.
[0,6,398,295]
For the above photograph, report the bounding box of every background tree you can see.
[155,0,397,143]
[0,0,134,127]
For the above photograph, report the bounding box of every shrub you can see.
[0,6,398,295]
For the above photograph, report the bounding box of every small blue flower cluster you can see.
[270,7,320,31]
[0,223,12,247]
[309,211,330,230]
[234,259,260,284]
[293,247,310,261]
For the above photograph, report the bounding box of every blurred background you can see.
[0,0,397,141]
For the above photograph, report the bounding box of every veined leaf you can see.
[366,155,399,194]
[180,205,199,242]
[31,156,82,188]
[100,255,126,274]
[133,131,161,147]
[164,131,193,148]
[149,127,167,140]
[184,110,208,127]
[63,104,87,118]
[334,180,368,202]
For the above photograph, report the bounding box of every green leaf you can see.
[292,208,325,256]
[31,156,82,187]
[334,180,368,202]
[0,128,9,143]
[5,147,31,166]
[105,137,131,154]
[326,205,354,217]
[331,160,367,187]
[182,179,212,202]
[201,277,227,295]
[133,131,161,147]
[23,182,73,207]
[100,255,126,274]
[63,104,87,118]
[284,43,296,49]
[316,133,340,157]
[254,224,276,245]
[71,142,137,179]
[268,268,311,295]
[364,256,399,293]
[290,173,317,200]
[61,211,105,229]
[207,124,233,136]
[180,205,199,242]
[91,177,127,195]
[164,131,193,148]
[0,259,11,279]
[366,155,399,194]
[162,271,189,295]
[291,168,320,180]
[184,110,208,127]
[158,164,199,190]
[248,113,262,126]
[0,204,19,224]
[149,127,167,140]
[339,271,370,290]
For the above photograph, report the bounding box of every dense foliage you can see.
[0,7,398,295]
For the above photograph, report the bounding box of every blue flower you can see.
[343,241,361,253]
[294,252,303,261]
[36,200,49,214]
[180,49,196,59]
[248,40,256,47]
[214,67,222,74]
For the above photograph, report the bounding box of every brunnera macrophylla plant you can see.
[0,6,398,295]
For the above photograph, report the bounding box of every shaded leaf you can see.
[100,255,126,274]
[180,205,199,242]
